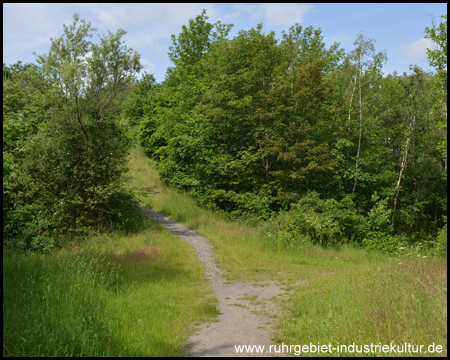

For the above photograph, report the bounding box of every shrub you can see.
[361,233,409,255]
[364,191,393,236]
[433,224,447,257]
[262,191,366,249]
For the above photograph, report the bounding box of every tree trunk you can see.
[347,75,357,137]
[392,115,415,226]
[352,66,363,194]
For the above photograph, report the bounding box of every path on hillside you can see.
[140,206,294,357]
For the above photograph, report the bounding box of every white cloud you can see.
[82,3,217,30]
[3,3,72,61]
[403,37,434,61]
[81,4,221,53]
[214,3,312,35]
[259,3,312,27]
[139,57,156,74]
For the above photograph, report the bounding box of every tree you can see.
[3,62,54,243]
[346,33,386,195]
[121,72,159,130]
[140,10,233,194]
[425,14,447,86]
[425,14,447,170]
[3,62,52,153]
[145,19,344,217]
[168,9,233,69]
[4,13,144,249]
[35,13,142,129]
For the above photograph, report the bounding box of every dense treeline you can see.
[137,11,446,254]
[3,11,447,256]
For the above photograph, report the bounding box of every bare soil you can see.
[141,206,301,357]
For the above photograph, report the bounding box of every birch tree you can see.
[347,33,386,194]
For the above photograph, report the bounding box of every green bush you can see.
[262,191,367,249]
[294,192,367,246]
[364,192,393,236]
[3,116,142,250]
[361,233,409,255]
[433,223,447,257]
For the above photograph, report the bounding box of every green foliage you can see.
[119,72,159,145]
[262,192,366,249]
[3,62,52,153]
[121,73,158,126]
[425,14,447,84]
[143,14,345,219]
[3,13,144,250]
[365,192,393,236]
[4,120,125,247]
[168,9,215,67]
[361,233,409,255]
[136,10,446,252]
[433,223,447,257]
[424,14,447,162]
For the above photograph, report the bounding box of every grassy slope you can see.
[130,146,447,357]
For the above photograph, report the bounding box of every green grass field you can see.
[3,146,447,357]
[3,206,218,356]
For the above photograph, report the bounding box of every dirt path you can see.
[140,206,295,357]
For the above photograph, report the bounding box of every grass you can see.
[4,146,446,356]
[128,146,448,357]
[3,200,218,356]
[276,258,447,356]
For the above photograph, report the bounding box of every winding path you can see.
[140,206,292,357]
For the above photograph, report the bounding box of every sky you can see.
[3,3,447,83]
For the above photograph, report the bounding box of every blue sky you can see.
[3,3,447,83]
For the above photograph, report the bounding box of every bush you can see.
[361,233,409,255]
[364,192,393,236]
[262,191,366,249]
[5,210,55,252]
[3,114,141,250]
[433,224,447,257]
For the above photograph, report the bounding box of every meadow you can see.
[3,183,218,356]
[3,146,447,357]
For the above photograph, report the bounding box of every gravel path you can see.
[140,206,295,357]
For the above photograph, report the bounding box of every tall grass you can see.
[277,258,447,356]
[128,146,447,356]
[3,201,218,356]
